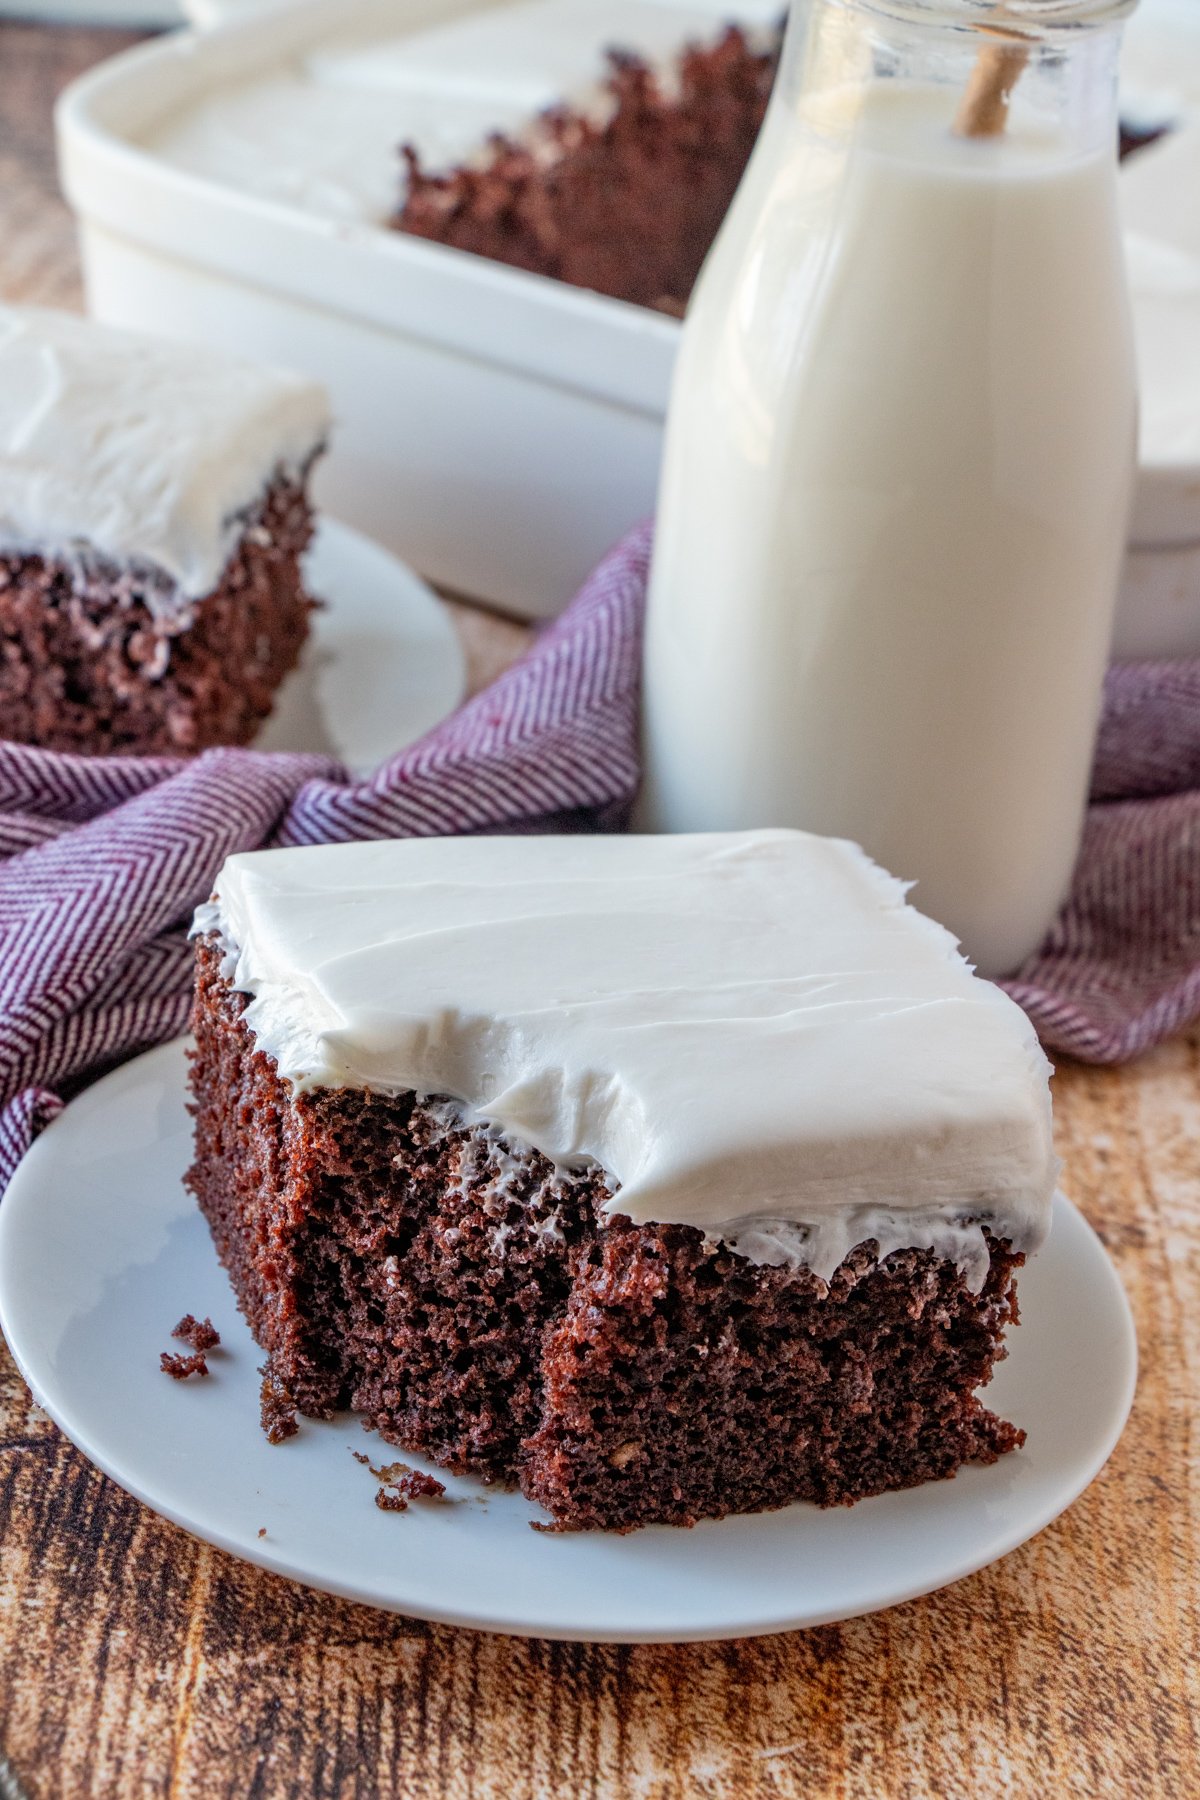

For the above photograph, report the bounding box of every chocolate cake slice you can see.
[187,830,1056,1532]
[0,305,330,756]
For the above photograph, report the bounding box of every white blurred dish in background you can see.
[46,0,1200,652]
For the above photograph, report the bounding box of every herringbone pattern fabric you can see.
[0,518,1195,1192]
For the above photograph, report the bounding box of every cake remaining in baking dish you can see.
[396,24,780,313]
[187,830,1056,1532]
[0,306,330,756]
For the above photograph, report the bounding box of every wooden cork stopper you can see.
[952,36,1031,138]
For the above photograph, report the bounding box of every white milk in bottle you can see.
[638,0,1137,977]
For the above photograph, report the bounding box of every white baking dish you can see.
[57,0,679,617]
[56,0,1200,638]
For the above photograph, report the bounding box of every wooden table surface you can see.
[0,22,1197,1800]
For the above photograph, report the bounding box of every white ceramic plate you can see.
[0,1040,1136,1644]
[254,516,465,773]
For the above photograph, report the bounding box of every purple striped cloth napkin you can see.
[0,516,1197,1193]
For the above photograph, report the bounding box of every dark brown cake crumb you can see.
[375,1469,447,1512]
[257,1527,267,1539]
[396,1470,446,1502]
[395,26,780,313]
[357,1450,449,1510]
[173,1314,220,1352]
[160,1350,209,1380]
[374,1488,409,1513]
[259,1360,299,1444]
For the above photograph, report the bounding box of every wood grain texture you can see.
[0,23,144,314]
[0,24,1198,1800]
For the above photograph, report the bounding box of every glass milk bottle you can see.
[638,0,1137,977]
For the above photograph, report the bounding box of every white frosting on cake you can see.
[197,830,1058,1290]
[147,76,494,224]
[307,0,780,111]
[0,306,331,604]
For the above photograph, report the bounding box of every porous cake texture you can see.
[186,832,1053,1532]
[0,477,314,756]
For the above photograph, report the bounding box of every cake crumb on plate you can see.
[173,1314,220,1351]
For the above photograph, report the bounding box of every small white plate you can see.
[0,1040,1136,1643]
[254,517,466,773]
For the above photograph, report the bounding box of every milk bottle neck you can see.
[779,0,1132,157]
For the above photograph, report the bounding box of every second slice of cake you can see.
[187,828,1057,1531]
[0,306,331,757]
